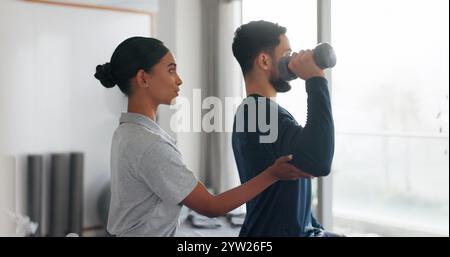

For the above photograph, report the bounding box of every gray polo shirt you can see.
[107,112,198,237]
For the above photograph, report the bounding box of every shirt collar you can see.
[119,112,177,144]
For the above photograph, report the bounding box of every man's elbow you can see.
[296,159,332,177]
[294,148,334,177]
[314,166,332,177]
[312,153,334,177]
[306,162,332,177]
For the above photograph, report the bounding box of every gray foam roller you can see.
[27,155,43,236]
[49,154,70,237]
[68,152,83,235]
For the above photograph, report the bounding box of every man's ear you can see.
[257,53,272,71]
[136,69,149,88]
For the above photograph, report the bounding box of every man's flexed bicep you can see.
[275,77,335,177]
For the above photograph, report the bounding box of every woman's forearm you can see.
[182,155,301,218]
[209,169,278,217]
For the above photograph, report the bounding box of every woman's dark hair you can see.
[232,20,286,76]
[94,37,169,96]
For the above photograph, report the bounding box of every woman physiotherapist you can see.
[94,37,311,236]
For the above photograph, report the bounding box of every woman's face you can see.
[145,51,182,105]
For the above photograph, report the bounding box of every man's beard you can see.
[270,72,291,93]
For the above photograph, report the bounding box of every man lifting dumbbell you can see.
[231,20,342,237]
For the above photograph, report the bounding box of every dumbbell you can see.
[278,42,337,81]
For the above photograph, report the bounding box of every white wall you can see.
[174,0,207,181]
[1,0,240,235]
[156,0,243,195]
[156,0,207,180]
[0,0,151,233]
[0,156,16,236]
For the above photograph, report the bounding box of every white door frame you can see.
[317,0,334,230]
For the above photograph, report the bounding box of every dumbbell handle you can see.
[278,42,337,81]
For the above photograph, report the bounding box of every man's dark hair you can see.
[232,20,287,76]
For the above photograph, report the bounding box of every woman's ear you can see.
[136,69,149,88]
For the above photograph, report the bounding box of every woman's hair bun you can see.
[94,63,116,88]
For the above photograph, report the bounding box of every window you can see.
[332,0,449,236]
[243,0,449,236]
[243,0,317,125]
